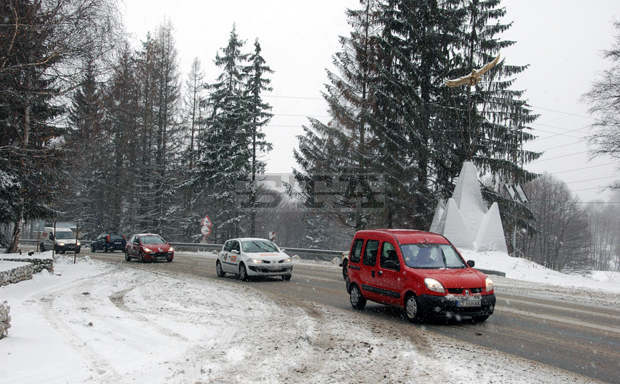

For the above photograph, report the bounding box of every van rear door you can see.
[359,239,381,302]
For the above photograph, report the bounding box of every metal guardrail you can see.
[162,243,344,262]
[18,239,504,275]
[19,239,344,262]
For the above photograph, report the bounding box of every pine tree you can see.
[294,0,383,231]
[1,1,65,252]
[244,39,273,236]
[103,44,140,235]
[194,26,250,242]
[449,0,540,182]
[447,0,541,251]
[151,23,182,238]
[61,56,107,237]
[179,58,206,240]
[370,0,468,229]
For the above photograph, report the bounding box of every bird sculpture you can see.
[445,54,502,87]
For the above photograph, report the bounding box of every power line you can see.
[572,185,615,192]
[535,139,587,152]
[266,95,323,101]
[532,125,591,141]
[564,176,616,184]
[543,162,617,174]
[265,94,596,121]
[529,105,593,120]
[531,150,590,163]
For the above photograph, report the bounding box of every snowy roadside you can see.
[0,256,601,384]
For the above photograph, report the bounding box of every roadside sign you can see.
[201,215,213,239]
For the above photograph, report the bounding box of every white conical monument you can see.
[430,161,508,253]
[474,202,508,253]
[442,198,475,249]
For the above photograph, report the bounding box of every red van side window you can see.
[350,239,364,263]
[363,240,379,267]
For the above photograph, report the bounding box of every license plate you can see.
[456,296,481,308]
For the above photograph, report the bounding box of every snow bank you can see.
[0,261,30,273]
[461,249,620,293]
[0,255,598,384]
[0,301,9,338]
[0,251,54,274]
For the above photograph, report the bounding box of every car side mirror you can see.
[49,233,55,240]
[232,249,240,255]
[467,260,475,268]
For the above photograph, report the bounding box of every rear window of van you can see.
[350,239,364,263]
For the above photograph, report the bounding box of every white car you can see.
[40,227,81,254]
[216,238,293,281]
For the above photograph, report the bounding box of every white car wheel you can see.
[216,261,225,277]
[238,263,248,281]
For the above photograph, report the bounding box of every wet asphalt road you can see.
[90,251,620,384]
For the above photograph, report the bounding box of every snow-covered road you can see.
[0,255,605,384]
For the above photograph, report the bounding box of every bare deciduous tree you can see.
[0,0,119,252]
[521,174,590,271]
[583,21,620,164]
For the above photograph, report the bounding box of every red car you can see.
[345,229,495,322]
[125,233,174,263]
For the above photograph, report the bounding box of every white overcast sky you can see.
[122,0,619,203]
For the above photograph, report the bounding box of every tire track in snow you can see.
[40,269,125,383]
[108,285,189,342]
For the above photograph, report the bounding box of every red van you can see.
[345,229,495,322]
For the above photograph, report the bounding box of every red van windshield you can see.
[400,243,466,269]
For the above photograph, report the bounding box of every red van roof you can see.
[355,229,450,245]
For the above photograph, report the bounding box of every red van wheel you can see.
[404,294,423,323]
[349,285,366,310]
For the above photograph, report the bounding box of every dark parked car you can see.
[125,233,174,263]
[91,233,126,253]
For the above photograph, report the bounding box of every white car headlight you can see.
[251,258,263,264]
[424,278,445,294]
[284,257,291,263]
[169,247,174,252]
[76,241,80,246]
[58,242,65,246]
[143,247,153,253]
[486,277,494,292]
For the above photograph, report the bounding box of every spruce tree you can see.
[371,0,467,229]
[151,23,182,238]
[244,39,274,236]
[180,58,206,240]
[449,0,541,252]
[1,1,65,252]
[449,0,540,182]
[294,0,383,231]
[194,26,249,242]
[62,56,108,237]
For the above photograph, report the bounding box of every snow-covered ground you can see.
[0,260,30,272]
[462,249,620,294]
[0,254,604,384]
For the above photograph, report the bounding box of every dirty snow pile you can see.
[0,255,598,384]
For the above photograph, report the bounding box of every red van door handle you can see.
[371,270,375,278]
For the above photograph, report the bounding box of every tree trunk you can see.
[7,103,31,253]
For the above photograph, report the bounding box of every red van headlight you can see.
[424,278,445,294]
[485,277,494,292]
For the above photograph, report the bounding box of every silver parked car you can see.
[216,238,293,281]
